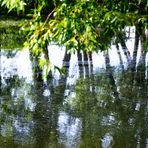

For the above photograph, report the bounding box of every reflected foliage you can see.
[0,67,68,147]
[65,68,148,147]
[1,67,147,147]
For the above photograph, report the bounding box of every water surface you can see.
[0,20,148,148]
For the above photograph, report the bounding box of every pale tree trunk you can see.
[77,49,84,75]
[63,50,71,67]
[83,51,93,76]
[127,27,130,38]
[131,25,140,70]
[104,50,110,69]
[62,49,71,76]
[138,30,146,67]
[104,50,120,101]
[118,32,131,62]
[136,28,146,83]
[116,43,124,71]
[87,51,93,75]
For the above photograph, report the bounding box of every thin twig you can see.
[43,8,56,28]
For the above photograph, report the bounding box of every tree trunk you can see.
[63,50,71,67]
[136,29,146,83]
[131,26,140,70]
[118,32,131,62]
[138,29,146,66]
[87,52,93,75]
[104,50,120,101]
[62,49,71,76]
[30,50,43,82]
[77,50,84,75]
[116,43,124,71]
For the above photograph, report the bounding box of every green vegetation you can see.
[0,0,147,75]
[0,18,25,49]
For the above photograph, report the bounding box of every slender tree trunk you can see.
[128,27,130,38]
[43,42,50,62]
[82,51,93,76]
[43,42,53,81]
[138,30,146,67]
[104,50,110,69]
[83,51,89,76]
[62,49,71,76]
[116,43,124,71]
[87,52,93,75]
[63,50,71,67]
[136,30,146,83]
[119,32,131,62]
[77,50,83,64]
[131,26,140,70]
[77,50,84,75]
[30,50,43,82]
[104,50,120,101]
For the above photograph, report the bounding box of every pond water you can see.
[0,20,148,148]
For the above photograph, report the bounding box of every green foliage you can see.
[0,19,25,49]
[0,0,148,76]
[0,0,26,14]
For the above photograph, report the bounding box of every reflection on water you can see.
[1,49,33,83]
[58,112,81,148]
[0,22,148,148]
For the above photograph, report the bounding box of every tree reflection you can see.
[32,54,70,148]
[0,75,34,147]
[0,65,70,148]
[116,43,124,71]
[65,62,148,147]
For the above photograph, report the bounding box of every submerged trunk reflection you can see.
[32,56,69,147]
